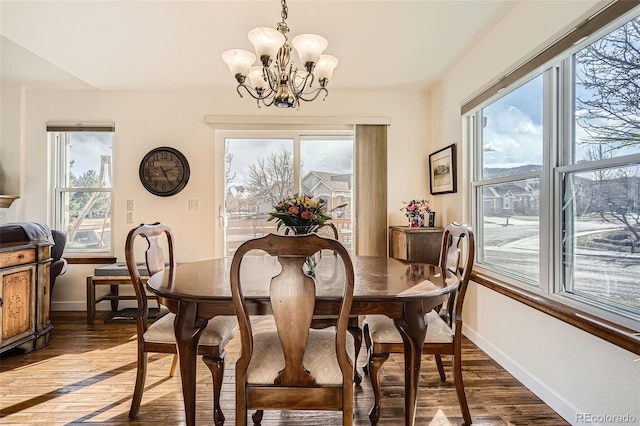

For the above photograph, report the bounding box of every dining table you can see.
[146,254,459,426]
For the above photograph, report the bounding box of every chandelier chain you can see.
[277,0,289,35]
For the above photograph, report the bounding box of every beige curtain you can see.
[355,124,388,256]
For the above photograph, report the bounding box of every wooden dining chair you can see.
[125,222,238,425]
[231,233,355,426]
[362,222,475,425]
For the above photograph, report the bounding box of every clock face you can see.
[139,147,190,196]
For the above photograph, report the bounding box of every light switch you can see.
[127,212,134,223]
[127,199,134,211]
[188,200,200,211]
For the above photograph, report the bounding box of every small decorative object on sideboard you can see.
[401,199,430,227]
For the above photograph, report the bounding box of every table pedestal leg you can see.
[394,300,426,426]
[174,301,207,426]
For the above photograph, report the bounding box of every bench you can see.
[86,262,157,324]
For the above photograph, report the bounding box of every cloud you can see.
[482,106,543,168]
[482,77,543,168]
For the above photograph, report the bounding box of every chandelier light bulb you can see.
[221,49,256,82]
[248,27,285,66]
[292,34,328,70]
[314,55,339,85]
[248,66,267,91]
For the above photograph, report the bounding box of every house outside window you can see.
[49,125,114,254]
[468,10,640,331]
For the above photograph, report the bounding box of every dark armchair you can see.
[50,229,68,298]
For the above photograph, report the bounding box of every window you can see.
[49,125,114,254]
[474,75,544,285]
[468,10,640,331]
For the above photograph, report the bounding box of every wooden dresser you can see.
[389,226,443,265]
[0,227,53,354]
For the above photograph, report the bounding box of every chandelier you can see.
[221,0,338,109]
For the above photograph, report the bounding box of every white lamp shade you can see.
[248,27,285,60]
[292,34,328,65]
[314,54,338,81]
[248,66,266,90]
[221,49,256,77]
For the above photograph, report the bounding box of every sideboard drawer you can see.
[0,248,37,269]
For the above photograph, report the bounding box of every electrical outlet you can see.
[127,212,134,223]
[127,199,134,211]
[188,200,200,211]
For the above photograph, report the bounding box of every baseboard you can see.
[462,324,584,425]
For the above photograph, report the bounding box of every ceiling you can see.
[0,1,517,92]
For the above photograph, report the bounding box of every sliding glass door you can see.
[220,132,353,257]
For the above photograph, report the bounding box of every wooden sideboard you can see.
[0,238,52,354]
[389,226,443,265]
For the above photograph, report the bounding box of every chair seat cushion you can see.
[143,313,238,347]
[247,318,354,386]
[364,310,453,344]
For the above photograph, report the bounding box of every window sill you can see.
[471,271,640,355]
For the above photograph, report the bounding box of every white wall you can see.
[11,86,431,310]
[432,0,639,424]
[0,83,24,223]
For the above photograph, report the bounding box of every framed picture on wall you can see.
[429,143,457,195]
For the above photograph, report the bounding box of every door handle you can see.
[218,205,228,228]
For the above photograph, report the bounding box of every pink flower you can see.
[288,206,299,215]
[301,210,311,219]
[407,205,415,211]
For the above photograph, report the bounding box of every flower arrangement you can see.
[268,193,346,234]
[401,199,430,227]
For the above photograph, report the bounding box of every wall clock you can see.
[139,146,190,197]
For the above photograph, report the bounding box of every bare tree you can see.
[575,17,640,153]
[574,16,640,243]
[225,144,236,185]
[246,148,294,206]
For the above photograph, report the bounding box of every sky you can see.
[225,137,353,189]
[481,16,640,170]
[68,133,113,184]
[482,74,543,170]
[482,76,640,170]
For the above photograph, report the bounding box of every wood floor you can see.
[0,312,568,425]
